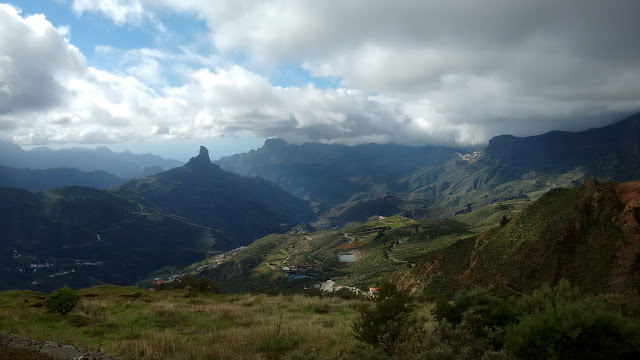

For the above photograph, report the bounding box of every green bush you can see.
[517,279,582,314]
[433,288,517,339]
[166,275,222,295]
[352,281,414,354]
[505,301,640,360]
[44,287,80,315]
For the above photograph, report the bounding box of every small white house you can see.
[320,280,335,292]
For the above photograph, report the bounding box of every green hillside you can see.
[193,179,640,298]
[403,179,640,295]
[196,215,473,293]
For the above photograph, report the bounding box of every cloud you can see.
[72,0,147,25]
[3,1,640,149]
[0,4,85,114]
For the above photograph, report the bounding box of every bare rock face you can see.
[186,146,212,168]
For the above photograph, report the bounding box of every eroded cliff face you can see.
[613,182,640,291]
[397,180,640,295]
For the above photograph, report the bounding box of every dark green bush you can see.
[500,215,510,227]
[44,287,80,315]
[506,301,640,360]
[433,288,518,339]
[352,281,414,354]
[330,288,361,300]
[168,275,222,295]
[517,279,582,314]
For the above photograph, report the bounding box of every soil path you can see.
[0,331,119,360]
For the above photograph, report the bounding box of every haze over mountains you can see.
[0,166,123,191]
[0,141,183,179]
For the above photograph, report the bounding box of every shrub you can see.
[505,300,640,360]
[389,317,516,360]
[352,281,414,354]
[433,288,517,339]
[516,279,581,314]
[170,275,222,295]
[500,215,510,227]
[44,287,80,315]
[330,288,361,300]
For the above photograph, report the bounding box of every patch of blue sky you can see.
[269,64,340,89]
[154,10,211,52]
[15,0,154,60]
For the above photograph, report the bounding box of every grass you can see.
[0,286,368,359]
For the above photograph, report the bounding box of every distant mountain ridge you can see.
[0,166,125,191]
[485,113,640,179]
[0,141,183,179]
[215,139,462,206]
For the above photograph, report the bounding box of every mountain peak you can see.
[186,146,212,167]
[263,138,287,148]
[198,146,210,160]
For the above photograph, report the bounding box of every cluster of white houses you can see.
[152,273,183,286]
[309,280,379,297]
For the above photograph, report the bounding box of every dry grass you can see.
[0,287,366,359]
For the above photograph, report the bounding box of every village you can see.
[7,248,105,288]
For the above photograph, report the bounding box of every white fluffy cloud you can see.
[2,1,640,148]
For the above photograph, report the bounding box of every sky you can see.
[1,1,640,160]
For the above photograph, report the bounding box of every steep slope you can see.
[0,166,125,190]
[0,186,235,291]
[115,146,316,243]
[402,180,640,294]
[0,141,183,179]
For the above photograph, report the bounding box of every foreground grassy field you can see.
[0,285,426,359]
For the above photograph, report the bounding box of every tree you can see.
[500,215,510,227]
[44,287,80,315]
[352,281,414,353]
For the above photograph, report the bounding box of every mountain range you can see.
[215,139,462,207]
[0,141,183,179]
[216,113,640,228]
[0,146,315,291]
[0,166,124,191]
[2,113,640,292]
